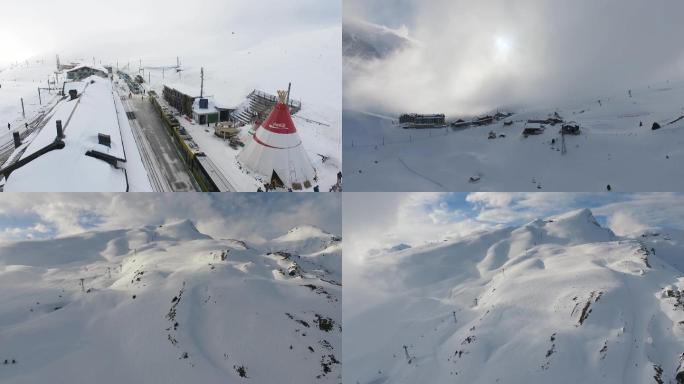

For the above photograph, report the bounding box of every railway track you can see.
[116,89,171,192]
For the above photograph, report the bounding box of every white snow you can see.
[0,220,341,383]
[132,25,341,192]
[344,79,684,191]
[0,61,61,150]
[3,76,152,192]
[345,208,684,383]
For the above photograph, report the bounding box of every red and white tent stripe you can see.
[238,99,316,188]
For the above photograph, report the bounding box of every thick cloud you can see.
[344,0,684,115]
[0,193,341,244]
[0,0,340,65]
[345,192,684,263]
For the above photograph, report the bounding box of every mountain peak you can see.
[552,208,599,226]
[282,225,331,239]
[155,219,211,241]
[544,208,614,244]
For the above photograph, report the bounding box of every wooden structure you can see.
[528,117,564,126]
[523,123,546,137]
[233,90,302,126]
[561,123,580,135]
[473,115,494,126]
[164,86,233,124]
[163,86,197,117]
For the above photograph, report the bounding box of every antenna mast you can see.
[286,82,292,105]
[200,67,204,98]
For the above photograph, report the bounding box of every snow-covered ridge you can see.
[343,18,413,61]
[271,225,341,253]
[0,222,341,383]
[346,209,684,384]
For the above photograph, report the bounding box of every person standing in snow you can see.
[7,122,10,131]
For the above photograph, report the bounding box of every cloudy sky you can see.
[0,193,341,244]
[0,0,340,65]
[344,192,684,265]
[343,192,684,316]
[344,0,684,115]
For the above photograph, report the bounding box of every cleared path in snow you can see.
[120,93,200,192]
[397,157,447,191]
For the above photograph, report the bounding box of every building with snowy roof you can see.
[192,97,219,125]
[399,113,446,128]
[0,76,151,192]
[237,90,316,190]
[163,85,232,125]
[66,64,109,81]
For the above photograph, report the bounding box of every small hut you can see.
[523,123,546,137]
[561,123,581,135]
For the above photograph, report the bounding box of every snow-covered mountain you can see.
[345,208,684,384]
[0,220,341,383]
[269,225,342,285]
[343,79,684,191]
[343,19,411,61]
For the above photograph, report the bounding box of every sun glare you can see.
[495,35,513,60]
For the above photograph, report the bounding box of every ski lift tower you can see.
[561,129,567,155]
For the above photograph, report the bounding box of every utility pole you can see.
[20,98,25,118]
[56,54,60,70]
[200,67,204,98]
[37,88,42,105]
[286,82,291,105]
[561,131,567,155]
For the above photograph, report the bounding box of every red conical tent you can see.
[238,91,316,190]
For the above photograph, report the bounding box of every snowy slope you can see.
[0,61,61,151]
[0,220,341,383]
[343,19,411,61]
[269,225,343,284]
[343,79,684,191]
[345,209,684,384]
